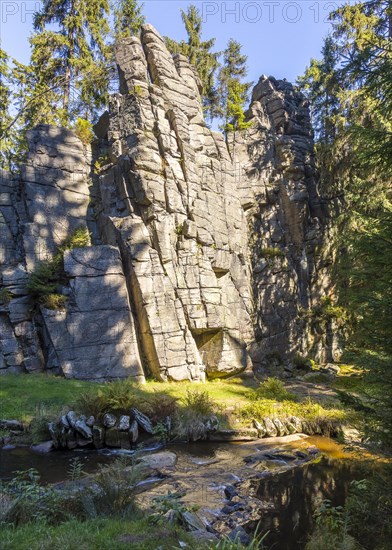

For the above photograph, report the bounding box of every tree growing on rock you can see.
[217,39,252,137]
[165,4,220,120]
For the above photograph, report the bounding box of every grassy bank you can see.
[0,373,350,441]
[0,374,97,422]
[0,514,195,550]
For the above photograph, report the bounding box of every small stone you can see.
[66,411,78,428]
[307,446,320,455]
[105,428,121,447]
[224,485,238,499]
[76,437,92,447]
[60,415,70,429]
[263,417,278,437]
[137,451,177,469]
[31,441,54,453]
[74,418,93,439]
[103,413,117,428]
[0,419,24,431]
[129,420,139,443]
[228,526,251,545]
[86,416,95,427]
[289,416,302,432]
[180,510,205,531]
[273,418,288,436]
[253,419,267,437]
[189,530,219,544]
[130,408,153,434]
[204,415,219,432]
[118,415,130,431]
[92,425,104,449]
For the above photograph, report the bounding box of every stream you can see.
[0,435,368,549]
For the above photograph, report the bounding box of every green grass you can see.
[0,374,97,422]
[240,397,346,424]
[0,516,194,550]
[0,372,356,436]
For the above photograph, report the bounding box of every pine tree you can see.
[165,5,220,120]
[17,0,111,127]
[113,0,145,41]
[217,39,252,136]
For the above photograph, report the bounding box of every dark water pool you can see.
[251,456,361,550]
[0,446,114,484]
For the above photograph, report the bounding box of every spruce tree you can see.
[165,5,220,120]
[299,0,392,443]
[298,36,341,144]
[0,47,12,168]
[217,39,252,136]
[17,0,111,127]
[113,0,145,41]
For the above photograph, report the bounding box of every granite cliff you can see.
[0,25,340,381]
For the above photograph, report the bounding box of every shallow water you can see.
[0,446,114,484]
[0,436,369,549]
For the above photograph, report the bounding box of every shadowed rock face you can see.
[0,24,338,381]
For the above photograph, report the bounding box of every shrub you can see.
[183,390,215,415]
[312,296,348,323]
[305,500,361,550]
[91,456,142,517]
[76,382,178,424]
[0,288,12,305]
[27,226,91,304]
[73,118,94,145]
[345,468,392,550]
[93,153,111,173]
[251,377,297,401]
[0,468,77,526]
[140,392,178,423]
[58,226,91,254]
[94,379,146,414]
[40,293,67,310]
[173,390,217,442]
[29,414,52,443]
[27,257,62,297]
[293,353,312,369]
[150,490,191,525]
[76,391,109,419]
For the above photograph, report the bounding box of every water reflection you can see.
[251,457,359,550]
[0,447,113,484]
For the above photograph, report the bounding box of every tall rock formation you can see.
[0,24,338,381]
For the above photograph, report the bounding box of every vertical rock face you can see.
[97,25,254,381]
[0,24,337,381]
[41,246,145,381]
[232,76,333,368]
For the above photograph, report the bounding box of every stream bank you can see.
[0,434,375,549]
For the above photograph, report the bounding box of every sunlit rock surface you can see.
[0,24,338,381]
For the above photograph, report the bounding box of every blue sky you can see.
[0,1,342,86]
